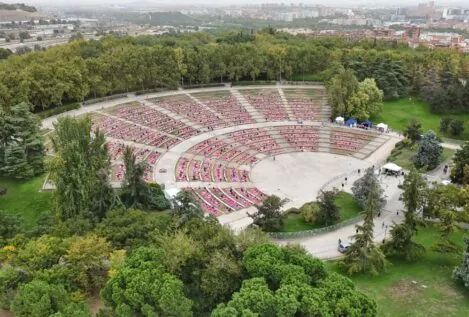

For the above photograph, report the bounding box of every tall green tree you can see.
[450,142,469,184]
[342,181,386,275]
[349,78,384,120]
[48,116,111,221]
[327,69,359,117]
[316,190,340,226]
[248,195,287,231]
[413,130,442,170]
[404,119,422,143]
[352,167,385,210]
[0,103,44,179]
[120,146,169,210]
[171,190,205,226]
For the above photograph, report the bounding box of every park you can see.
[1,30,469,317]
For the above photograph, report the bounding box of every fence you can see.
[269,215,364,239]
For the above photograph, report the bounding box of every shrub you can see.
[285,207,300,214]
[0,187,7,195]
[82,94,128,105]
[440,118,452,133]
[37,103,80,119]
[450,119,465,136]
[300,203,320,224]
[182,83,225,89]
[232,80,276,86]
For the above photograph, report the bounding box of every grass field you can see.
[328,226,469,317]
[370,99,469,141]
[275,192,362,232]
[0,175,52,228]
[388,146,455,171]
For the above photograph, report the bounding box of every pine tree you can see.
[413,130,442,170]
[342,181,386,275]
[0,102,44,179]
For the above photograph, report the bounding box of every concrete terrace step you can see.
[230,89,266,123]
[186,93,232,126]
[277,88,295,121]
[141,100,205,130]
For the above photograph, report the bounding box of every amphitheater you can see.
[42,85,401,234]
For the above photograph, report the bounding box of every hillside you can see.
[0,2,36,12]
[0,3,50,22]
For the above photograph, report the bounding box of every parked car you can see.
[338,242,350,254]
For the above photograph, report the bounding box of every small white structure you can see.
[376,123,388,130]
[382,162,402,175]
[335,116,344,125]
[164,188,181,208]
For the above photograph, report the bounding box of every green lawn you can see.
[328,226,469,317]
[388,145,455,171]
[0,175,53,228]
[275,192,362,232]
[370,98,469,141]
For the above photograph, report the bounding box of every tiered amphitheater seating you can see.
[191,91,256,125]
[231,128,280,154]
[283,88,323,121]
[187,187,267,215]
[241,89,288,121]
[107,103,196,140]
[278,126,320,152]
[151,95,228,129]
[330,128,374,154]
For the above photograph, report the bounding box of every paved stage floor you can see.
[250,152,372,207]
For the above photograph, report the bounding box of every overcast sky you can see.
[3,0,469,8]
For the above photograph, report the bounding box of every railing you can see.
[269,215,364,239]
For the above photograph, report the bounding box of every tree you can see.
[11,280,91,317]
[342,181,386,275]
[248,195,287,231]
[91,169,121,221]
[0,103,44,179]
[383,168,427,261]
[440,118,452,133]
[453,238,469,290]
[96,208,171,249]
[327,69,359,117]
[450,142,469,184]
[120,147,169,210]
[0,211,21,246]
[450,119,465,136]
[316,190,340,226]
[101,247,193,317]
[404,119,422,142]
[349,78,384,120]
[64,234,111,293]
[413,130,442,170]
[171,190,204,226]
[300,203,320,224]
[352,167,385,210]
[48,116,111,221]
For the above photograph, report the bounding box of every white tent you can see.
[376,123,388,131]
[382,162,402,173]
[335,116,344,124]
[164,188,180,201]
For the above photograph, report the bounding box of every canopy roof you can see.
[382,162,402,172]
[335,116,344,123]
[376,123,388,129]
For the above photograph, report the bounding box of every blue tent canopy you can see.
[362,120,372,127]
[345,118,357,126]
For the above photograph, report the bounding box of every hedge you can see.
[232,80,277,86]
[182,83,225,89]
[268,215,364,239]
[37,103,80,119]
[135,87,174,96]
[82,94,128,106]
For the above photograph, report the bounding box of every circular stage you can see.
[250,152,371,206]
